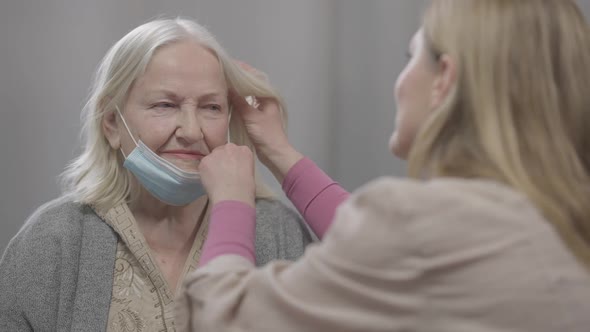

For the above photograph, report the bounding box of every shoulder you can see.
[325,177,542,264]
[347,176,535,226]
[254,198,311,237]
[14,195,100,243]
[255,198,301,223]
[2,195,115,264]
[1,194,117,279]
[253,198,314,263]
[0,196,117,328]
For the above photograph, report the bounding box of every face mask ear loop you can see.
[227,108,232,143]
[115,106,139,147]
[115,106,139,159]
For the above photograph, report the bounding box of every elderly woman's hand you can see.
[198,143,256,208]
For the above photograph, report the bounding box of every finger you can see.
[229,89,260,118]
[238,144,253,155]
[229,89,250,111]
[211,143,228,154]
[233,59,254,71]
[231,93,255,108]
[256,96,275,106]
[256,97,282,116]
[233,59,268,82]
[228,89,246,107]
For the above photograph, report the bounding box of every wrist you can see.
[210,192,255,209]
[260,146,303,183]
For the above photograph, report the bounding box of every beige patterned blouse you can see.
[94,199,210,332]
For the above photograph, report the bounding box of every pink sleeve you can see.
[199,157,349,266]
[282,157,350,239]
[198,200,256,267]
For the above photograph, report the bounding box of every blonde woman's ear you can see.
[430,54,457,110]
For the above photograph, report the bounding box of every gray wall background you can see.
[1,1,589,251]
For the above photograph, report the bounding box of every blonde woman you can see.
[178,0,590,331]
[0,18,312,331]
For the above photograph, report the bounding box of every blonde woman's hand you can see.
[198,143,256,208]
[230,61,303,182]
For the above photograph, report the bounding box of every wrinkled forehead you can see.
[130,40,229,98]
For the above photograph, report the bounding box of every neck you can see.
[129,190,208,252]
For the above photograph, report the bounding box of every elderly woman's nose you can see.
[176,108,204,142]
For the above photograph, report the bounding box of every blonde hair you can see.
[60,18,285,210]
[408,0,590,267]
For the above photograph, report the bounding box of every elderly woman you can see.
[0,18,312,331]
[178,0,590,331]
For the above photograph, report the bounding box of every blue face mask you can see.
[116,107,206,206]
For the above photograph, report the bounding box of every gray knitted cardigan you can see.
[0,196,312,331]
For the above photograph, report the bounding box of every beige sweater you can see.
[177,177,590,331]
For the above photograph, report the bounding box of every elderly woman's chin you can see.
[161,152,203,173]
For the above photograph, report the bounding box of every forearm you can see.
[198,201,257,267]
[282,157,350,239]
[199,157,349,266]
[260,146,304,184]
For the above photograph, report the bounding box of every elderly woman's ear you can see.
[102,109,121,149]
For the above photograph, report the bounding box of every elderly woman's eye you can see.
[206,104,222,112]
[153,102,176,109]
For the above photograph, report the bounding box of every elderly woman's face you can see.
[120,40,229,173]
